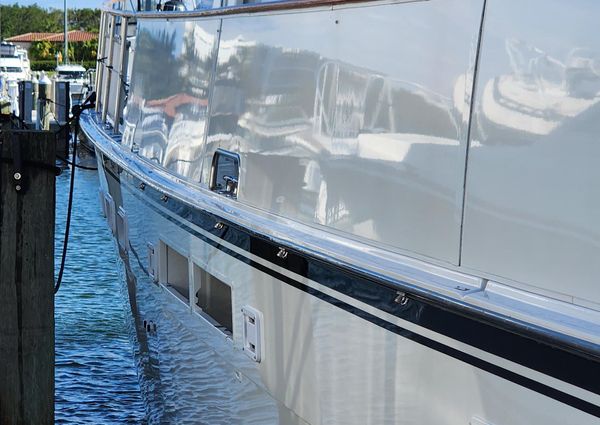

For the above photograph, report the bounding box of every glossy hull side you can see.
[96,153,600,425]
[100,0,600,321]
[88,0,600,421]
[97,157,300,424]
[461,0,600,306]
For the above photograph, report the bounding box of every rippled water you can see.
[54,163,146,424]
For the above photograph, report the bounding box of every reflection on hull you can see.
[124,1,484,263]
[94,153,600,424]
[88,0,600,423]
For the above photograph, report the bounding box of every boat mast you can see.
[63,0,68,64]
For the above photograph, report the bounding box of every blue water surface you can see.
[54,164,146,424]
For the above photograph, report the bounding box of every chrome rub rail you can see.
[81,111,600,361]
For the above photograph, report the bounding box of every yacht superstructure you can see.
[0,42,30,82]
[82,1,600,424]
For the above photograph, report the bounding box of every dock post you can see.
[37,74,51,131]
[0,130,56,425]
[32,74,39,113]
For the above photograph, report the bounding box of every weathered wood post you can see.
[0,130,56,425]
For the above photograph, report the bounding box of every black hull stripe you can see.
[106,165,600,417]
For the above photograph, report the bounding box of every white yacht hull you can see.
[86,118,600,423]
[83,0,600,422]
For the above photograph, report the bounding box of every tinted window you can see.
[59,71,85,79]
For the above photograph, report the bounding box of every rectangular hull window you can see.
[194,264,232,335]
[165,245,190,300]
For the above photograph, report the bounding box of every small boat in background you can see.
[55,64,88,108]
[0,42,30,114]
[0,41,30,82]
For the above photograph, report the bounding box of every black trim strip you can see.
[106,165,600,417]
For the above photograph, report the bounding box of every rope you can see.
[54,92,97,294]
[54,115,79,294]
[56,154,98,171]
[129,240,150,277]
[1,90,96,294]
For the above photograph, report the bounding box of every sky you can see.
[0,0,102,9]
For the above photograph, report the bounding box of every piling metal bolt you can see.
[14,172,21,180]
[15,185,22,192]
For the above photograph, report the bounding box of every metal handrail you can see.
[102,0,425,19]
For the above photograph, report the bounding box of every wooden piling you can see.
[0,130,55,425]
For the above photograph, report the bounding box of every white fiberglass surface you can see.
[125,18,220,182]
[462,0,600,306]
[114,169,599,425]
[204,0,484,264]
[119,177,289,424]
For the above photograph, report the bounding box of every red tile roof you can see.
[5,32,57,42]
[45,31,98,42]
[6,31,97,43]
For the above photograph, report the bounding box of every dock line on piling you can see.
[54,91,96,294]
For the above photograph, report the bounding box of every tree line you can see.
[0,5,100,38]
[1,4,100,68]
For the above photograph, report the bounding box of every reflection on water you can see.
[54,166,146,424]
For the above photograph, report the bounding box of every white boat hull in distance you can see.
[82,0,600,423]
